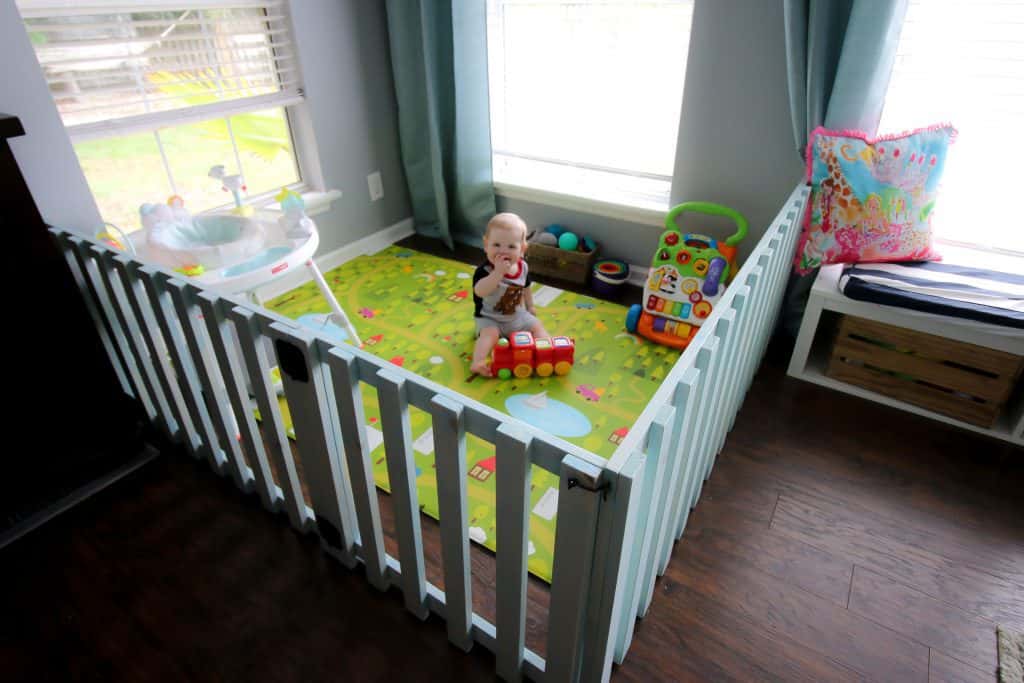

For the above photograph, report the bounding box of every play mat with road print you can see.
[264,246,680,582]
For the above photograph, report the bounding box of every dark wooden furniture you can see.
[0,113,155,547]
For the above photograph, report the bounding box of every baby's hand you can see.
[500,257,517,275]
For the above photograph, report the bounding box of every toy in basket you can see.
[626,202,747,350]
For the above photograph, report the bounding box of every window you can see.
[19,0,307,233]
[486,0,694,216]
[880,0,1024,255]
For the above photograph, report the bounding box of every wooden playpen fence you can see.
[52,184,807,682]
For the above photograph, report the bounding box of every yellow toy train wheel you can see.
[514,363,533,378]
[536,362,553,377]
[554,361,572,376]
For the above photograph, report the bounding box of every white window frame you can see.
[18,0,339,218]
[485,0,693,226]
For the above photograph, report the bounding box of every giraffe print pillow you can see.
[793,125,956,275]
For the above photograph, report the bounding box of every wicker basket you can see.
[825,315,1024,428]
[525,239,599,285]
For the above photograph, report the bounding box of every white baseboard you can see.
[627,264,649,289]
[254,217,415,302]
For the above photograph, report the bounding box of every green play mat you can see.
[263,246,680,582]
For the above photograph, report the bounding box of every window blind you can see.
[18,0,303,141]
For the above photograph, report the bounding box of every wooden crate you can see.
[825,315,1024,428]
[525,239,598,285]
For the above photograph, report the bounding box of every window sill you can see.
[254,187,342,217]
[492,155,669,227]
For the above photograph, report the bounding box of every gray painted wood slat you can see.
[328,348,389,591]
[140,269,220,465]
[622,406,674,655]
[133,265,202,457]
[269,322,357,565]
[200,292,280,502]
[747,246,778,391]
[69,238,150,410]
[658,368,700,576]
[725,279,757,434]
[676,338,718,540]
[703,310,736,475]
[613,447,648,662]
[699,329,729,483]
[637,406,678,617]
[716,287,749,452]
[164,279,232,475]
[494,423,531,682]
[429,394,473,652]
[91,247,162,425]
[55,232,133,397]
[585,456,644,675]
[230,307,309,530]
[545,454,604,683]
[112,257,189,443]
[376,368,429,619]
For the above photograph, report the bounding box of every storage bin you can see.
[526,236,598,285]
[825,315,1024,428]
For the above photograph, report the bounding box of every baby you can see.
[470,213,550,376]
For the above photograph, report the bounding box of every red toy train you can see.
[491,332,575,379]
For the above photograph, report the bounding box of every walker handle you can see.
[664,202,748,247]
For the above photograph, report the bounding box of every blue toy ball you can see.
[545,224,567,237]
[582,235,597,252]
[558,231,579,250]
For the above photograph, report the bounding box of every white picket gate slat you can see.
[429,394,473,652]
[92,247,162,425]
[109,256,186,442]
[135,266,205,459]
[55,233,134,397]
[586,455,644,676]
[377,368,430,619]
[229,307,311,529]
[329,348,390,591]
[704,310,737,475]
[270,322,358,565]
[545,454,604,683]
[657,368,700,575]
[199,292,284,506]
[494,423,532,682]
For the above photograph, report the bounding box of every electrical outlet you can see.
[368,171,384,201]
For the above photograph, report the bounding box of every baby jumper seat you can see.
[140,200,266,273]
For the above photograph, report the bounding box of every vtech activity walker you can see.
[626,202,748,350]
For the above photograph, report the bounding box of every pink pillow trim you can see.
[804,123,958,180]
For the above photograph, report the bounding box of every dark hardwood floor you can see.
[3,236,1021,682]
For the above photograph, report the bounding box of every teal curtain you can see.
[385,1,496,250]
[784,0,908,158]
[780,0,907,338]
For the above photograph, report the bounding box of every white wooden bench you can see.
[787,262,1024,446]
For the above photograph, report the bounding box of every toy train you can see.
[491,332,575,379]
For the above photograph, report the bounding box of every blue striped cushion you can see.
[838,261,1024,329]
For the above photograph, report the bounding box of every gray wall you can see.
[1,0,103,234]
[499,0,804,267]
[287,0,411,253]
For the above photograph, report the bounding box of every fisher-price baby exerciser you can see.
[626,201,748,350]
[111,165,361,347]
